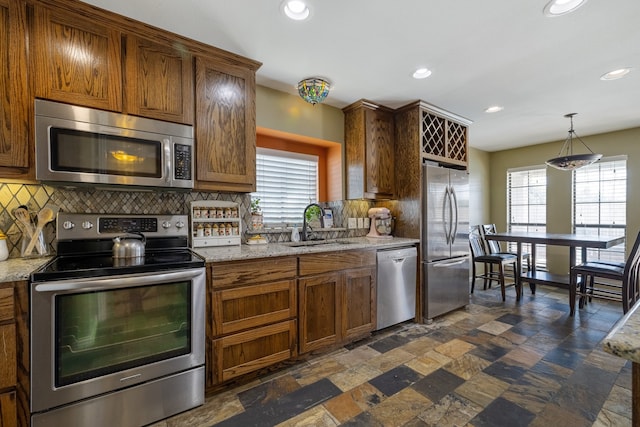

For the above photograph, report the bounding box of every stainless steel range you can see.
[29,213,206,427]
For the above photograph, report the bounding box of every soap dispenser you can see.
[291,226,300,242]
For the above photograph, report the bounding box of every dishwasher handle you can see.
[376,247,418,264]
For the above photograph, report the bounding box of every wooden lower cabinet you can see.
[342,267,376,342]
[298,251,376,354]
[0,391,16,427]
[298,273,341,354]
[213,320,296,383]
[206,250,376,388]
[207,258,297,389]
[0,284,17,427]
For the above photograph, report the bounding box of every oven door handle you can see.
[33,268,204,293]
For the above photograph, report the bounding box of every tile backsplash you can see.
[0,182,394,258]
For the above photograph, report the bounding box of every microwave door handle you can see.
[164,140,172,185]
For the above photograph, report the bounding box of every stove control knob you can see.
[161,221,172,229]
[82,221,94,230]
[175,220,185,229]
[62,220,75,230]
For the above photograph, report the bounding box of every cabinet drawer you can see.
[299,250,375,276]
[210,257,296,288]
[0,324,16,389]
[212,280,296,336]
[0,288,13,323]
[213,320,297,383]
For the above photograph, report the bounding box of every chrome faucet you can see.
[301,203,324,241]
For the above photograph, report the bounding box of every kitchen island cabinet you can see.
[207,257,297,388]
[298,250,376,354]
[0,0,30,177]
[194,56,259,193]
[343,100,395,200]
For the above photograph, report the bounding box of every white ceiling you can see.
[80,0,640,152]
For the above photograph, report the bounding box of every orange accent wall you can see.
[257,130,342,202]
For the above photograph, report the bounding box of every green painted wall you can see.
[256,85,344,144]
[468,147,491,227]
[488,126,640,274]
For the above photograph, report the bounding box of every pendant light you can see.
[545,113,602,171]
[297,78,330,105]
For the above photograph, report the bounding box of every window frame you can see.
[507,165,548,268]
[572,155,627,264]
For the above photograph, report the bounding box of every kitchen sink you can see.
[282,239,355,248]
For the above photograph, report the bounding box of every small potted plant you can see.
[250,198,263,230]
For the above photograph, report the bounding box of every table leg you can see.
[634,362,640,426]
[529,243,537,294]
[515,241,522,301]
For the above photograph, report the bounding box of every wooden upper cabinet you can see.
[0,0,29,171]
[344,100,395,200]
[124,35,194,124]
[194,56,257,192]
[32,5,123,112]
[395,101,471,169]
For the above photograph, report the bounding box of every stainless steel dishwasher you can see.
[376,246,418,330]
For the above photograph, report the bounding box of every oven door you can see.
[30,267,205,413]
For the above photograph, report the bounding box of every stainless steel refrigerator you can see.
[422,163,470,321]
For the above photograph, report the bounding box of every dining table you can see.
[484,231,626,315]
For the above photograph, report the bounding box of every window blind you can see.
[252,147,318,226]
[507,166,547,268]
[573,156,627,263]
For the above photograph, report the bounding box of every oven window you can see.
[51,128,162,177]
[55,281,191,387]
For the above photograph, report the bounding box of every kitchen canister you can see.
[0,232,8,261]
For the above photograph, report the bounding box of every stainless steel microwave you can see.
[35,99,194,190]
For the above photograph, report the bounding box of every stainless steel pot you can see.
[112,232,146,258]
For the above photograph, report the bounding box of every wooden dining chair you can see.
[571,230,640,314]
[480,223,531,274]
[470,225,520,302]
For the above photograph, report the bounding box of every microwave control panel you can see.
[174,144,192,180]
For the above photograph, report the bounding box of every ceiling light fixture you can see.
[545,113,602,170]
[297,78,330,105]
[543,0,588,16]
[600,68,632,81]
[283,0,310,20]
[413,68,432,79]
[485,105,504,113]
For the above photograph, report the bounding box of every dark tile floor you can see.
[153,285,632,427]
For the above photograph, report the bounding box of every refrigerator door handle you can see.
[433,258,468,267]
[450,186,459,245]
[442,186,451,245]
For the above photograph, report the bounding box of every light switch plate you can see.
[357,218,364,229]
[348,218,357,229]
[364,218,370,229]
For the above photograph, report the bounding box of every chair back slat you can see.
[623,231,640,313]
[481,224,502,254]
[469,225,487,258]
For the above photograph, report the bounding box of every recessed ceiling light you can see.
[600,68,632,81]
[283,0,310,21]
[485,106,504,113]
[413,68,432,79]
[543,0,588,16]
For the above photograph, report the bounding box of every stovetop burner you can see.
[32,248,204,281]
[31,213,204,282]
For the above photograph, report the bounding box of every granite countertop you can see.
[0,237,420,282]
[603,301,640,364]
[0,256,53,282]
[193,236,420,263]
